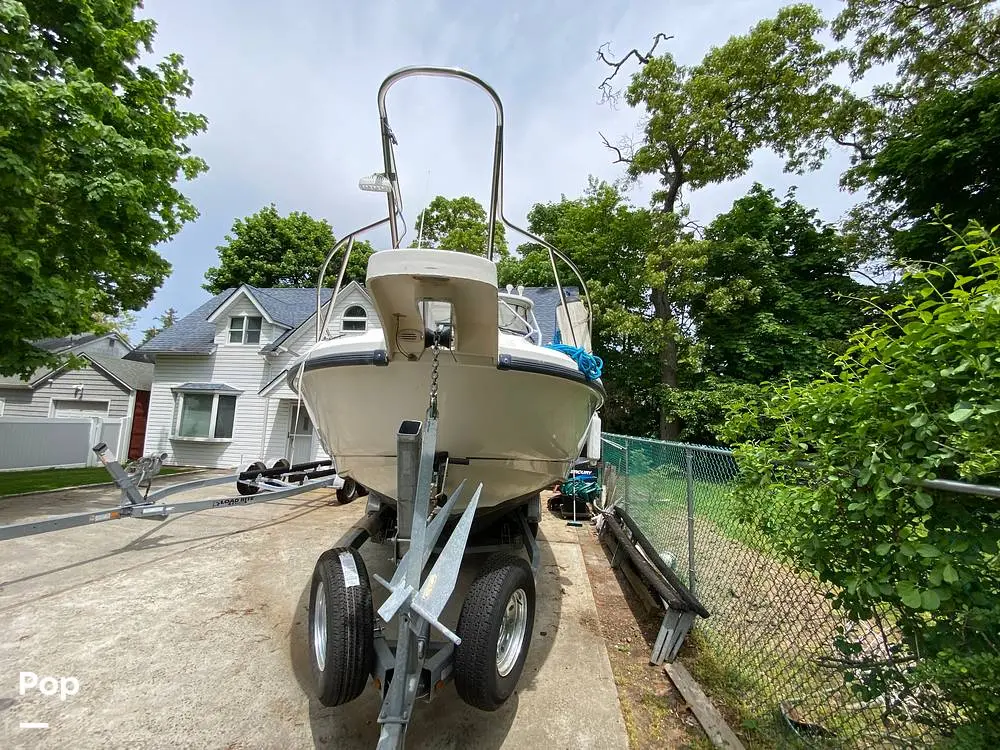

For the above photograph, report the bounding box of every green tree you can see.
[819,1,1000,189]
[412,195,507,257]
[724,222,1000,745]
[141,307,178,344]
[848,75,1000,267]
[203,205,374,294]
[688,184,871,383]
[499,179,661,436]
[597,4,847,438]
[0,0,208,378]
[657,184,871,443]
[833,0,1000,101]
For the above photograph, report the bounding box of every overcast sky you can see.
[131,0,858,340]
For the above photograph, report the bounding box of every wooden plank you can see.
[599,512,689,611]
[664,661,746,750]
[619,555,659,616]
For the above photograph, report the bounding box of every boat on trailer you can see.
[290,250,603,514]
[290,65,606,747]
[288,66,604,518]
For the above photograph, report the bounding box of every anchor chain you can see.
[428,327,442,417]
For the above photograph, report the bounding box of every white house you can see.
[0,332,155,464]
[0,332,139,418]
[128,282,578,470]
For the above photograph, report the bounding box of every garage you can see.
[51,399,110,419]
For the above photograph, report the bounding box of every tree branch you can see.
[599,131,633,164]
[662,143,686,213]
[831,133,875,161]
[596,32,672,106]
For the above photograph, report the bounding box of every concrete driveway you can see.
[0,475,627,749]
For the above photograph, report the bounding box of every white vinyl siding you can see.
[144,350,266,468]
[144,284,381,469]
[75,334,132,359]
[0,365,131,419]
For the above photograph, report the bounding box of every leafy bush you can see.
[723,223,1000,745]
[660,378,769,445]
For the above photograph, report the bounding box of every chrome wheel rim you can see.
[496,588,528,677]
[312,581,327,672]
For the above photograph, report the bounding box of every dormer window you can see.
[342,305,367,332]
[229,315,262,344]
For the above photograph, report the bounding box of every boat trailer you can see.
[0,414,541,750]
[312,400,541,749]
[0,447,355,542]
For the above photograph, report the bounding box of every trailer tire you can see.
[236,461,267,496]
[454,553,535,711]
[336,476,359,505]
[272,458,290,471]
[309,547,374,707]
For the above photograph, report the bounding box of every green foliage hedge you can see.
[724,223,1000,746]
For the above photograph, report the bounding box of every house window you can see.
[229,315,262,344]
[173,392,237,439]
[342,305,367,332]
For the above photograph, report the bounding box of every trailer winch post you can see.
[371,406,483,750]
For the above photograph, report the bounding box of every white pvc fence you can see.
[0,416,130,471]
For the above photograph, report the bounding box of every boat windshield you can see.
[498,295,539,343]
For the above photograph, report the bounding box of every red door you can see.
[128,390,151,460]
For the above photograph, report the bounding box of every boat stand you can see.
[0,445,345,542]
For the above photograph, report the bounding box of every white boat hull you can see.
[292,335,603,511]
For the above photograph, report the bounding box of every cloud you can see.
[132,0,855,339]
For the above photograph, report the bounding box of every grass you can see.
[611,462,934,748]
[684,631,852,750]
[0,466,192,497]
[621,470,785,561]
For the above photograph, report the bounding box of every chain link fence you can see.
[599,432,977,749]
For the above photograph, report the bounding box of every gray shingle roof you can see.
[32,332,103,353]
[87,354,153,391]
[517,286,579,346]
[130,287,336,359]
[246,286,332,328]
[127,290,235,359]
[171,382,243,394]
[0,353,153,392]
[0,332,132,387]
[0,370,43,388]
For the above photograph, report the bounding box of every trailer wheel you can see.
[335,476,359,505]
[272,458,290,471]
[236,461,267,496]
[309,547,374,707]
[454,553,535,711]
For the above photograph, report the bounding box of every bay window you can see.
[171,384,240,440]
